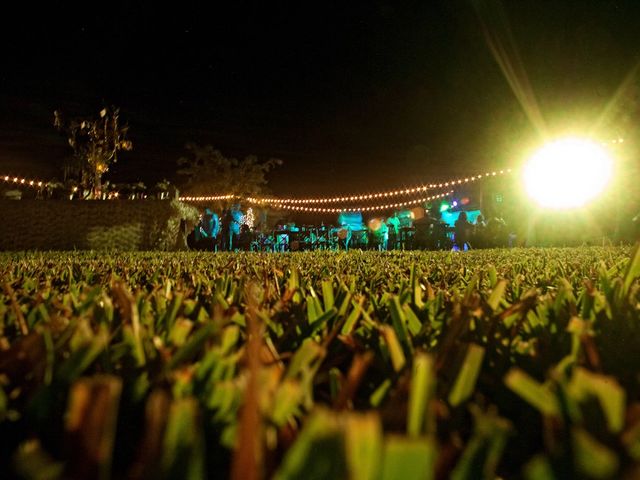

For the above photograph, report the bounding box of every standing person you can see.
[473,213,487,249]
[287,221,301,251]
[199,208,220,250]
[237,224,253,251]
[221,207,233,251]
[486,216,508,248]
[193,209,211,250]
[386,212,400,250]
[209,210,221,251]
[193,211,205,247]
[305,227,318,250]
[230,204,243,250]
[454,211,472,251]
[378,220,389,250]
[368,217,389,251]
[337,222,352,251]
[413,210,435,250]
[210,210,221,239]
[176,218,189,250]
[316,224,328,250]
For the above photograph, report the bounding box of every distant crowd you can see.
[186,205,513,252]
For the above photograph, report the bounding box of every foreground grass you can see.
[1,247,640,479]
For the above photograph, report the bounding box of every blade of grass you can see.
[408,353,435,437]
[448,344,485,407]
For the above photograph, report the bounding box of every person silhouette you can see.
[386,212,400,250]
[454,211,472,251]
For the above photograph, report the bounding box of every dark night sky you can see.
[1,1,639,196]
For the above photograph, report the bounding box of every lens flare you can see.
[523,137,613,209]
[368,218,382,232]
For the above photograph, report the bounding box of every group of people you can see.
[451,212,510,250]
[187,205,512,252]
[189,205,246,251]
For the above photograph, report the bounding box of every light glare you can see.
[523,138,613,209]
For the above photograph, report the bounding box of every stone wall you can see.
[0,199,199,251]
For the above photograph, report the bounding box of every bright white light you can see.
[523,137,613,209]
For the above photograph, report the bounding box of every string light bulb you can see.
[2,174,48,190]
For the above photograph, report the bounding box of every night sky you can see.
[1,1,639,196]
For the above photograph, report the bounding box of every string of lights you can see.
[260,191,453,213]
[4,167,510,209]
[183,168,512,204]
[247,169,512,204]
[2,174,146,200]
[2,174,46,188]
[179,194,236,201]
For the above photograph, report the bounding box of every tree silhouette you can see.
[54,106,133,197]
[177,143,282,200]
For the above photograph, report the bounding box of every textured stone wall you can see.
[0,200,199,251]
